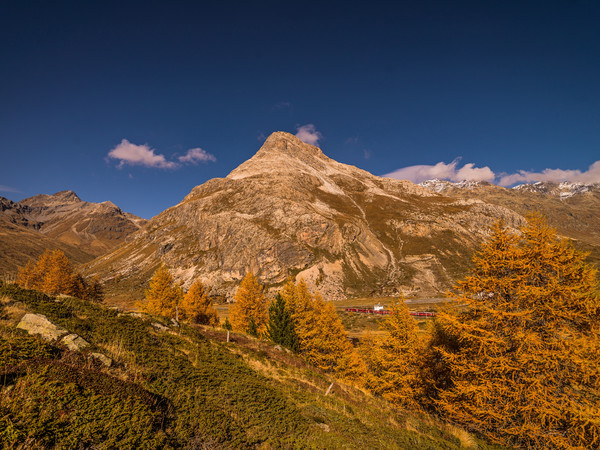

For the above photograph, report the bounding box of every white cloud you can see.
[178,147,216,164]
[0,185,20,193]
[295,124,323,146]
[385,157,600,187]
[107,139,178,169]
[107,139,216,170]
[384,159,495,184]
[273,101,292,110]
[498,161,600,186]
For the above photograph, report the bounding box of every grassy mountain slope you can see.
[0,191,146,277]
[0,216,94,276]
[0,283,503,449]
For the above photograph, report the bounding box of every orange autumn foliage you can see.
[142,264,183,318]
[362,300,421,409]
[16,249,103,301]
[431,215,600,449]
[180,280,219,325]
[281,278,366,384]
[229,272,268,335]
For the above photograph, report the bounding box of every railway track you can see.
[344,308,436,317]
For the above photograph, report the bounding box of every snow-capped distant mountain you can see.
[512,182,600,199]
[420,179,600,201]
[418,179,490,193]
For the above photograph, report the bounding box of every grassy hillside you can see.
[0,218,94,277]
[0,283,504,449]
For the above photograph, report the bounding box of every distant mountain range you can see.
[418,178,600,258]
[2,132,599,301]
[0,191,146,274]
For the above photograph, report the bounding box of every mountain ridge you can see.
[85,132,525,301]
[418,178,600,264]
[0,191,147,274]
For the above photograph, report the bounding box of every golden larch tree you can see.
[229,272,268,335]
[17,249,72,294]
[143,265,183,317]
[280,278,366,383]
[15,249,103,301]
[362,300,421,409]
[431,215,600,448]
[16,261,36,289]
[180,280,219,325]
[280,278,315,333]
[41,249,74,295]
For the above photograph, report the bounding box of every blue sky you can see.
[1,1,599,218]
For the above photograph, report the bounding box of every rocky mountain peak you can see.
[20,190,82,208]
[259,131,326,158]
[419,179,494,193]
[87,133,527,302]
[53,190,82,202]
[227,131,332,180]
[2,190,146,264]
[99,200,119,209]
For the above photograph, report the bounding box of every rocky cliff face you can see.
[86,132,524,300]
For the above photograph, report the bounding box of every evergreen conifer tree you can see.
[83,277,104,302]
[247,317,258,337]
[431,215,600,448]
[69,273,88,299]
[267,293,299,351]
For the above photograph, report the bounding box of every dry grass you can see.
[244,357,285,382]
[446,424,478,448]
[99,339,138,366]
[3,303,27,322]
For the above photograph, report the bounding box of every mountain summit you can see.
[86,132,523,300]
[21,190,82,207]
[227,132,335,179]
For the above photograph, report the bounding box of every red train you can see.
[343,308,436,317]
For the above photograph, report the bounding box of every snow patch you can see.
[512,181,599,199]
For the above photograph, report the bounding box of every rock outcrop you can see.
[62,333,90,351]
[17,313,68,341]
[90,352,112,367]
[16,312,112,363]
